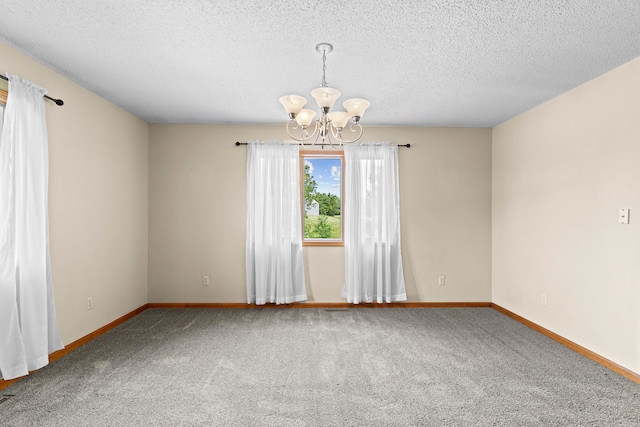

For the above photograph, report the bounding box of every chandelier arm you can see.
[285,120,319,143]
[300,121,321,148]
[327,123,343,149]
[329,122,363,144]
[313,126,322,146]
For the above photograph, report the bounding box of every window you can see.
[300,150,344,246]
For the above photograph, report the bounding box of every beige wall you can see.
[1,42,149,345]
[492,57,640,374]
[148,125,492,303]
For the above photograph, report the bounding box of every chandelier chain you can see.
[321,50,328,88]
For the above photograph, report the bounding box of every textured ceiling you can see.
[1,1,639,127]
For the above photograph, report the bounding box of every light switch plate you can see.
[619,208,629,224]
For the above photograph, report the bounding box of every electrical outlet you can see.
[541,294,547,306]
[438,276,445,286]
[203,276,210,286]
[86,297,93,310]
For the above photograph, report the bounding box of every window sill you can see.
[303,240,344,247]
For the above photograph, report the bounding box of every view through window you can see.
[301,151,343,245]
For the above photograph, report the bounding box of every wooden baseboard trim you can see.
[0,304,149,391]
[48,304,150,363]
[0,376,21,390]
[148,301,492,309]
[492,303,640,384]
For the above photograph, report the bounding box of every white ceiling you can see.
[1,1,639,127]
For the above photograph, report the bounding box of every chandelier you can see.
[279,43,370,147]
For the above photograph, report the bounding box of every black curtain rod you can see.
[235,141,411,148]
[0,74,64,106]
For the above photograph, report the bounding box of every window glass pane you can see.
[302,155,342,242]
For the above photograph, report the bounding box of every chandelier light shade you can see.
[343,98,371,122]
[279,95,307,116]
[326,111,351,128]
[295,109,316,127]
[310,87,341,109]
[279,43,370,147]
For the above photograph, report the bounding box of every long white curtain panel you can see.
[343,142,407,304]
[0,75,63,380]
[246,141,307,305]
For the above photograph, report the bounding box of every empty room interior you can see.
[1,1,639,425]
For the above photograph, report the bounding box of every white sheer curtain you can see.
[0,74,63,380]
[343,142,407,304]
[246,141,307,305]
